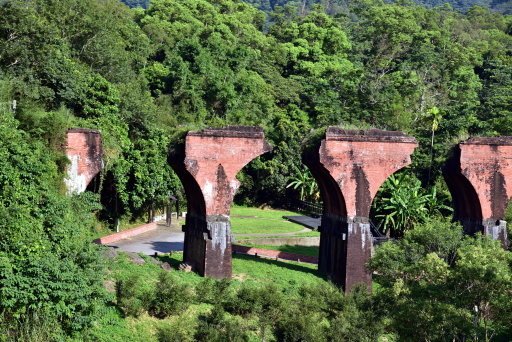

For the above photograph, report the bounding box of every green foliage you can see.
[0,111,105,335]
[371,173,452,237]
[157,322,195,342]
[286,167,319,201]
[194,305,251,342]
[1,0,512,339]
[0,309,65,342]
[115,274,153,317]
[370,217,512,340]
[149,272,193,318]
[505,200,512,239]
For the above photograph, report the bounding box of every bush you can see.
[197,278,233,306]
[157,320,195,342]
[327,287,385,342]
[115,274,153,317]
[149,271,194,318]
[194,305,250,342]
[273,304,326,342]
[0,309,64,342]
[370,217,512,340]
[0,113,106,334]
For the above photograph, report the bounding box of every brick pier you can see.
[444,137,512,248]
[303,128,417,292]
[168,126,271,278]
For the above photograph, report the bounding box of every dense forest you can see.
[0,0,511,340]
[122,0,512,13]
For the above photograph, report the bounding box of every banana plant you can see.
[286,167,319,201]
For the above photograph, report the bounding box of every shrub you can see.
[149,271,193,318]
[194,305,250,342]
[197,278,233,306]
[157,320,195,342]
[0,113,106,334]
[273,304,326,342]
[0,309,64,342]
[115,274,153,317]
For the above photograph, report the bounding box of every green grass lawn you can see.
[88,250,326,341]
[230,205,307,234]
[111,251,324,294]
[237,243,319,257]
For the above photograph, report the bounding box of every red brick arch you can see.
[444,138,512,248]
[168,126,272,278]
[303,127,418,292]
[64,129,103,195]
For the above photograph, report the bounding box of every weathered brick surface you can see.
[169,127,271,278]
[444,137,512,247]
[64,129,103,194]
[304,128,417,292]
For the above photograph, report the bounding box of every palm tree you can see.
[427,106,442,183]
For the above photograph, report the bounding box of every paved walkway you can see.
[106,225,184,255]
[106,216,317,255]
[283,215,321,230]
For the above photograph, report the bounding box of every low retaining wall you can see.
[235,236,320,246]
[94,222,158,245]
[232,244,318,264]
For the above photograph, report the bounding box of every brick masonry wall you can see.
[320,128,418,218]
[170,127,271,278]
[306,128,418,292]
[64,129,103,194]
[454,138,512,247]
[459,140,512,220]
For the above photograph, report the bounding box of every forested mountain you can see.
[410,0,512,13]
[1,0,512,339]
[121,0,149,7]
[121,0,512,13]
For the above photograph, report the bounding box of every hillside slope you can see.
[120,0,511,14]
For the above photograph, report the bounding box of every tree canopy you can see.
[0,0,512,338]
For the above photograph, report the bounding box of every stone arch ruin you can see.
[444,137,512,248]
[64,128,103,195]
[168,126,272,278]
[65,125,511,292]
[302,127,418,291]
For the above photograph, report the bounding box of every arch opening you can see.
[443,146,484,235]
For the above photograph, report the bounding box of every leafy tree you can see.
[370,217,512,340]
[371,173,429,237]
[0,110,105,336]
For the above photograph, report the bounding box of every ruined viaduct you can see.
[65,126,511,292]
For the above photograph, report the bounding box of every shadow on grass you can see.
[157,253,183,269]
[232,253,325,279]
[156,252,325,280]
[269,245,319,257]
